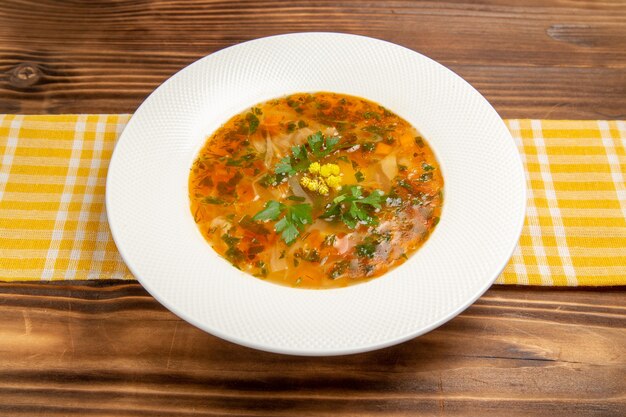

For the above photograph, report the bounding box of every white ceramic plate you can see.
[106,33,526,356]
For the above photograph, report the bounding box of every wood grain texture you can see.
[0,281,624,416]
[0,0,625,117]
[2,2,626,415]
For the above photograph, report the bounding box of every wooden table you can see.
[1,1,624,415]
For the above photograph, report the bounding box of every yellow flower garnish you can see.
[326,175,342,190]
[300,176,315,190]
[300,163,341,196]
[320,163,340,178]
[308,162,321,174]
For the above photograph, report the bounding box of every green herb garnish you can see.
[397,179,414,192]
[201,196,225,205]
[363,111,381,120]
[259,174,277,188]
[275,144,310,176]
[273,131,340,176]
[225,153,255,167]
[361,125,393,139]
[239,215,269,235]
[225,158,242,167]
[287,98,303,113]
[252,200,284,221]
[287,195,306,202]
[419,172,433,182]
[253,200,313,245]
[378,106,392,116]
[256,260,268,277]
[276,203,313,244]
[216,171,243,197]
[356,242,377,258]
[422,162,434,171]
[221,233,240,247]
[355,171,365,182]
[329,260,349,279]
[222,233,244,263]
[320,185,384,228]
[246,112,259,135]
[322,234,336,247]
[361,142,376,152]
[307,131,340,158]
[296,248,321,263]
[412,192,432,206]
[248,245,264,256]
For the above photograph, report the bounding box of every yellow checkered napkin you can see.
[0,116,625,285]
[0,115,132,281]
[500,120,626,285]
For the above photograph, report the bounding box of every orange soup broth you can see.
[189,92,443,288]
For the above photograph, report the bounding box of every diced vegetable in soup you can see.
[189,92,443,289]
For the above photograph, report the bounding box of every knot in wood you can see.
[9,62,42,88]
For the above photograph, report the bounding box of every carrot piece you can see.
[375,142,393,155]
[399,134,414,149]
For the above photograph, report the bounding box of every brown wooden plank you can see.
[0,281,624,416]
[1,0,625,117]
[1,1,625,415]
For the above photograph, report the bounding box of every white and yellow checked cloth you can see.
[1,116,625,285]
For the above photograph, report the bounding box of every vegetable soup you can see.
[189,92,443,288]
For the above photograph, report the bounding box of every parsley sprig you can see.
[275,144,309,176]
[245,112,259,134]
[253,200,313,245]
[320,185,384,228]
[274,131,340,176]
[307,131,340,158]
